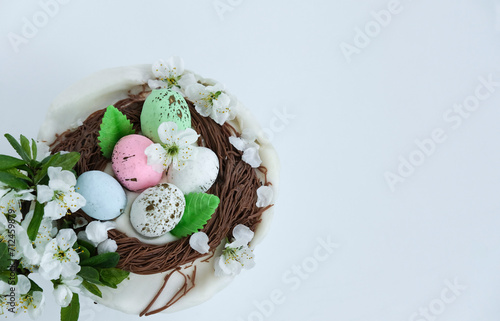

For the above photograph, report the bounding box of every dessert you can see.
[0,57,278,319]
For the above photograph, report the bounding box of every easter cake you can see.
[37,57,279,316]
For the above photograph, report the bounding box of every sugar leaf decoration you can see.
[98,105,135,158]
[170,193,220,238]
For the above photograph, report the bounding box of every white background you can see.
[1,0,500,320]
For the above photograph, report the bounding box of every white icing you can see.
[38,65,280,314]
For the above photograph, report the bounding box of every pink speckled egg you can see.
[112,134,163,191]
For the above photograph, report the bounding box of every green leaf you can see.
[60,293,79,321]
[51,152,80,171]
[28,279,43,295]
[34,152,80,185]
[31,139,38,162]
[81,280,102,298]
[4,134,30,163]
[78,266,102,284]
[0,155,26,171]
[2,168,31,182]
[0,171,30,190]
[27,202,45,242]
[0,243,11,270]
[80,252,120,269]
[20,135,32,159]
[99,268,129,289]
[76,240,96,257]
[170,193,220,238]
[76,244,91,261]
[98,105,135,158]
[0,271,16,284]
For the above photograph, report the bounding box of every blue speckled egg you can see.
[76,171,127,220]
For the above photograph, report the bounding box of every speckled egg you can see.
[76,171,127,220]
[141,89,191,143]
[130,183,186,237]
[166,147,219,194]
[112,134,163,191]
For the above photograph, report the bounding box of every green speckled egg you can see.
[141,89,191,143]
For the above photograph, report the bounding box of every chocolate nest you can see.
[50,92,272,275]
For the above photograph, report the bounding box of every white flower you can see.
[39,229,80,280]
[256,186,274,208]
[145,122,199,172]
[189,232,210,254]
[53,276,82,307]
[0,218,40,268]
[229,129,262,168]
[185,83,237,125]
[214,224,256,277]
[0,275,30,315]
[19,291,45,319]
[148,56,196,92]
[0,275,44,318]
[37,167,86,220]
[0,188,35,225]
[19,214,56,270]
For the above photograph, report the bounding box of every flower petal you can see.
[239,247,256,270]
[36,141,51,162]
[85,221,116,245]
[207,83,225,93]
[54,284,72,307]
[194,104,212,117]
[152,59,169,78]
[189,232,210,254]
[256,186,274,208]
[48,167,76,191]
[148,79,167,90]
[226,224,254,248]
[97,239,117,254]
[242,147,262,168]
[177,128,200,147]
[44,200,68,220]
[63,192,86,213]
[28,291,45,319]
[57,229,77,251]
[36,185,54,204]
[229,136,247,152]
[145,143,169,173]
[61,261,81,279]
[185,83,208,102]
[178,73,197,90]
[16,275,31,295]
[166,56,185,77]
[40,259,62,280]
[158,122,179,145]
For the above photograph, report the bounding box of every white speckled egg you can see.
[166,147,219,194]
[130,183,185,237]
[112,134,163,191]
[76,171,127,220]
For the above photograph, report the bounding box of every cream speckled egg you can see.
[130,183,185,237]
[166,147,219,194]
